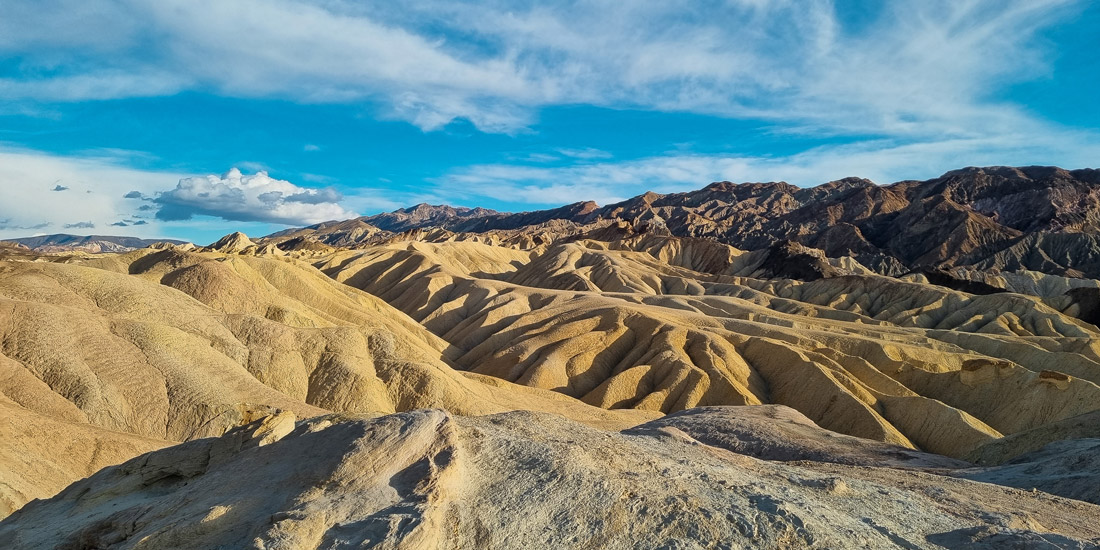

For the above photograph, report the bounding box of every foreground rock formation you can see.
[3,407,1098,549]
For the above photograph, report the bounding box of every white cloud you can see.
[0,72,188,101]
[1,0,1095,228]
[0,148,367,240]
[155,168,357,225]
[0,0,1085,138]
[557,148,612,160]
[437,129,1100,205]
[0,147,186,239]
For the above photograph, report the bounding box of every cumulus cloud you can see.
[154,168,357,225]
[0,148,371,240]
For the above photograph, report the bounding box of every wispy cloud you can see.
[0,0,1085,137]
[0,147,185,239]
[437,130,1100,206]
[0,220,49,231]
[0,0,1095,234]
[557,148,612,160]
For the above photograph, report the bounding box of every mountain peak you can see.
[205,231,255,253]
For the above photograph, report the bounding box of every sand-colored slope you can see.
[83,247,651,429]
[0,397,166,518]
[316,239,1100,459]
[959,438,1100,505]
[965,409,1100,465]
[4,407,1098,549]
[0,249,652,517]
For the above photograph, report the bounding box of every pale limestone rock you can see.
[3,408,1099,549]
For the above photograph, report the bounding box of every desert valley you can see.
[2,166,1100,548]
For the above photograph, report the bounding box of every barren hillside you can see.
[3,171,1100,547]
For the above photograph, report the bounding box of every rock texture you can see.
[960,438,1100,505]
[965,410,1100,465]
[0,397,165,518]
[274,166,1100,278]
[313,237,1100,462]
[0,246,647,516]
[3,407,1098,549]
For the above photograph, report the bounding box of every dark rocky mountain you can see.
[364,203,499,232]
[269,166,1100,278]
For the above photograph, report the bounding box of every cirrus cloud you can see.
[436,129,1100,207]
[0,0,1087,138]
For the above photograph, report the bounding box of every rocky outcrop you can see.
[4,407,1099,549]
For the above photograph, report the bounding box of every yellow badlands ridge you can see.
[1,234,1099,547]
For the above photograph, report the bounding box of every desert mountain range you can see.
[279,165,1100,278]
[2,166,1100,548]
[2,234,187,254]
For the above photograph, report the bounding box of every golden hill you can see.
[2,230,1100,546]
[0,245,650,516]
[316,238,1100,460]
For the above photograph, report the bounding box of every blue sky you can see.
[1,0,1098,244]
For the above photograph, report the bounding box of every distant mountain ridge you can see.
[2,234,187,253]
[365,203,500,232]
[269,166,1100,278]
